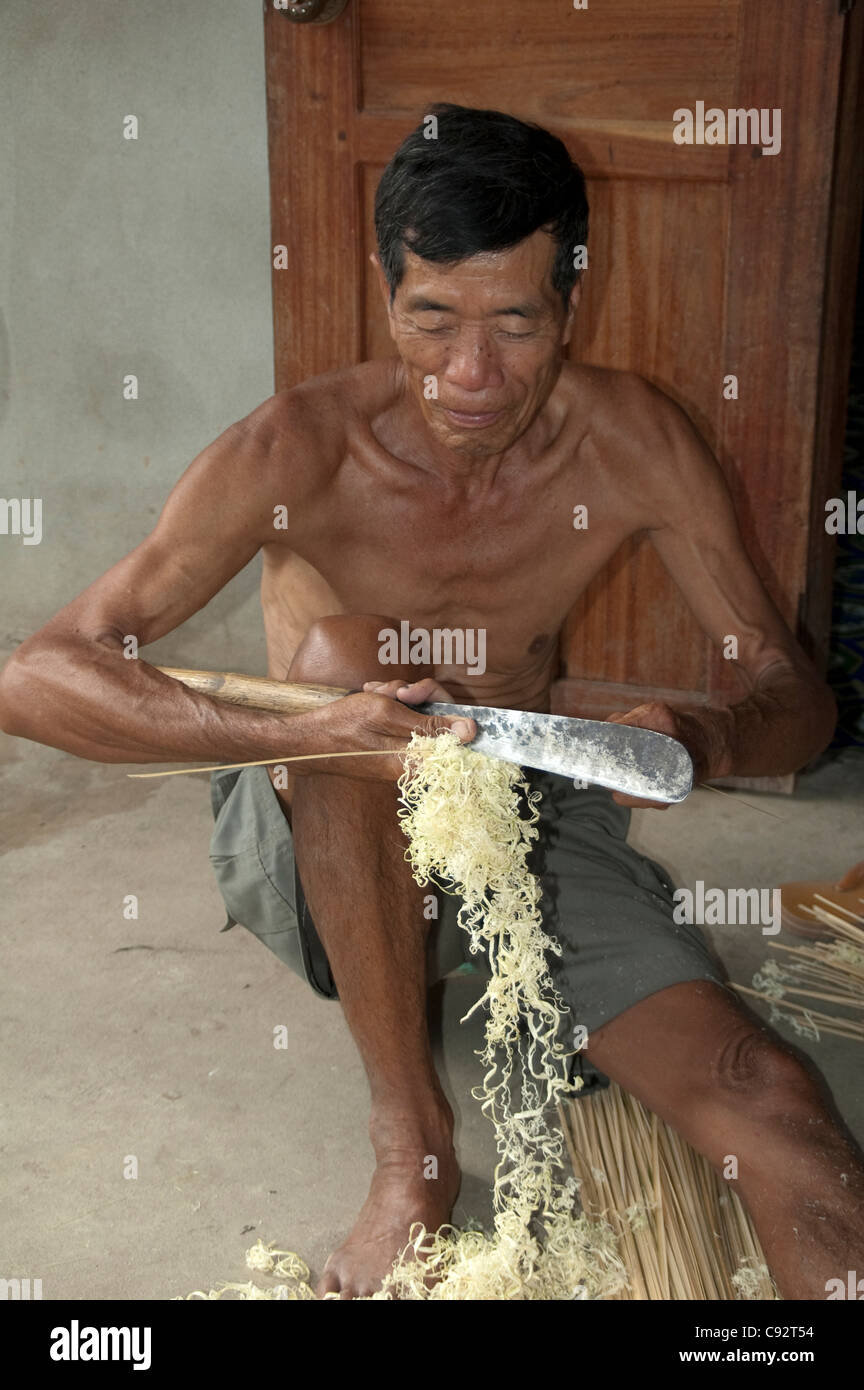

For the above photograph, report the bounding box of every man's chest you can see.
[263,477,638,702]
[289,465,637,625]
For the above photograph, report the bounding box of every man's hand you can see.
[310,677,476,782]
[605,700,724,809]
[361,676,459,706]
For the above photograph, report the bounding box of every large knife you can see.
[157,667,693,803]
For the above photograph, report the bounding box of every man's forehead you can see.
[397,234,559,307]
[404,290,545,318]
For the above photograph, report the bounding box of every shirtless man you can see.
[1,104,862,1301]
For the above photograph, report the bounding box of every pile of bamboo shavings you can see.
[733,896,864,1044]
[370,729,630,1298]
[559,1083,777,1300]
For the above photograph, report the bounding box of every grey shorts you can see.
[208,764,728,1086]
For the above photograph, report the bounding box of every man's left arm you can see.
[608,381,837,803]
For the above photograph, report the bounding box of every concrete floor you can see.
[1,716,862,1300]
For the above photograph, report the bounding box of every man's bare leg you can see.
[585,980,864,1299]
[275,615,459,1298]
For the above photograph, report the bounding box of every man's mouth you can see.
[442,407,504,428]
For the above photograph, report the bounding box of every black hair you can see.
[374,103,589,310]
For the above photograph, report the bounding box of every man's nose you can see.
[442,334,505,391]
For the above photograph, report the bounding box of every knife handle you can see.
[157,666,351,714]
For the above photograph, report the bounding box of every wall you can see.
[0,0,273,671]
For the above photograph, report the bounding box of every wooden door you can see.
[264,0,864,787]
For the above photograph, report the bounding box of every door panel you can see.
[357,1,739,121]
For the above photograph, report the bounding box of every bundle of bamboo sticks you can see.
[558,1083,776,1300]
[734,894,864,1043]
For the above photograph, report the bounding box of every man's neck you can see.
[391,360,563,498]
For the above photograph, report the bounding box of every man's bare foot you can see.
[317,1108,460,1299]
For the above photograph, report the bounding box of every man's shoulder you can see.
[558,364,720,521]
[558,362,682,434]
[563,364,707,469]
[235,359,399,455]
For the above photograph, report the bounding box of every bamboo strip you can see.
[128,749,399,778]
[811,894,864,925]
[732,986,864,1041]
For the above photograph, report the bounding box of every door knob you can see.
[275,0,350,23]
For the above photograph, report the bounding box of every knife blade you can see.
[415,701,693,803]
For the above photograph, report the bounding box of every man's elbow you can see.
[812,680,838,758]
[0,645,47,739]
[753,656,838,768]
[788,671,838,768]
[0,651,27,736]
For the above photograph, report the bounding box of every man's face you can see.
[375,229,580,459]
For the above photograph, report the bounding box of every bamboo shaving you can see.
[182,1242,317,1301]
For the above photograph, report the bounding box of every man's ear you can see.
[561,277,582,348]
[369,252,396,337]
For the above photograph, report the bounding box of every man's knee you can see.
[709,1025,819,1117]
[649,1024,824,1176]
[287,613,432,688]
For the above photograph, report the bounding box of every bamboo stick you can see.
[157,666,349,713]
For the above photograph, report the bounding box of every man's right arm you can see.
[0,396,468,778]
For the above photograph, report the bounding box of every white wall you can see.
[0,0,274,671]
